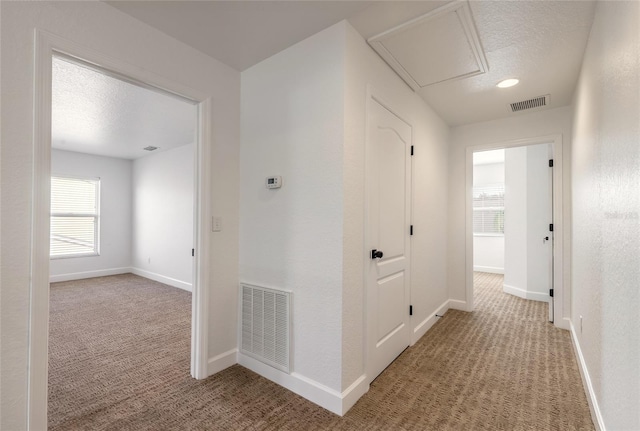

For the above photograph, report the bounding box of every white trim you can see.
[465,134,564,322]
[448,299,468,311]
[411,299,449,345]
[207,349,238,375]
[50,267,131,283]
[570,322,605,431]
[473,265,504,274]
[29,29,212,428]
[238,353,369,416]
[28,29,54,431]
[502,284,550,303]
[341,374,369,414]
[131,268,192,292]
[367,1,488,90]
[191,97,213,380]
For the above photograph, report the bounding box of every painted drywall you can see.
[504,147,528,293]
[240,20,450,412]
[50,150,132,280]
[240,23,345,392]
[344,22,450,389]
[473,162,504,273]
[571,1,640,429]
[0,2,240,428]
[449,106,572,317]
[132,144,194,290]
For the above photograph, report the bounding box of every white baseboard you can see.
[49,267,131,283]
[411,299,449,345]
[448,299,468,311]
[207,348,238,375]
[503,284,549,303]
[131,267,192,292]
[238,353,369,416]
[473,265,504,274]
[569,322,605,431]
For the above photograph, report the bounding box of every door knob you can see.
[543,236,549,243]
[371,249,384,259]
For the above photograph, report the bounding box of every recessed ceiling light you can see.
[497,78,519,88]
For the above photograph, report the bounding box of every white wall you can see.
[473,162,505,274]
[240,20,450,414]
[0,2,240,429]
[50,150,132,280]
[132,144,194,291]
[449,106,572,317]
[504,147,528,291]
[570,1,640,429]
[240,23,346,393]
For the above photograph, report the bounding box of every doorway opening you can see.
[472,144,553,322]
[464,135,565,328]
[30,30,214,428]
[47,54,197,426]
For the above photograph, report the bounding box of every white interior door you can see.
[367,97,412,381]
[526,143,554,321]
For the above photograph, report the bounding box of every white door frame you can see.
[29,29,212,430]
[465,134,566,328]
[364,88,413,384]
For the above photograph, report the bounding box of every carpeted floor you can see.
[49,272,593,430]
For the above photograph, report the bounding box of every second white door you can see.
[367,96,412,381]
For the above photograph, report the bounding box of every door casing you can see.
[30,29,213,430]
[464,135,566,328]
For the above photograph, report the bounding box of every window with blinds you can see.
[473,184,504,235]
[50,176,100,258]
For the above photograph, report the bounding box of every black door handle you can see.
[371,249,384,259]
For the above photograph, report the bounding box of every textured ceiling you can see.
[417,0,597,125]
[103,0,596,126]
[52,57,196,160]
[106,0,374,71]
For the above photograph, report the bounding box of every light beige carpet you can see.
[49,272,593,430]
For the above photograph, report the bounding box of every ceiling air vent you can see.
[510,95,550,112]
[143,146,158,151]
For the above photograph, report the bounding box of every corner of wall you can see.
[569,322,605,430]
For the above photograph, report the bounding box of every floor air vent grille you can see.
[241,284,291,373]
[510,95,549,112]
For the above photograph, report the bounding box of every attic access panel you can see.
[368,1,488,90]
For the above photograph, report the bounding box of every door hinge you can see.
[549,159,554,167]
[192,248,195,257]
[550,289,554,297]
[409,305,413,316]
[410,145,414,156]
[410,225,414,236]
[549,223,554,232]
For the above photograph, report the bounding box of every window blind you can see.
[50,176,100,258]
[473,184,504,234]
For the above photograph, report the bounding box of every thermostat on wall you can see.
[266,176,282,189]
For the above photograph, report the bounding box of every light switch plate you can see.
[212,216,222,232]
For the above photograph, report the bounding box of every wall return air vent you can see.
[510,95,550,112]
[241,283,291,373]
